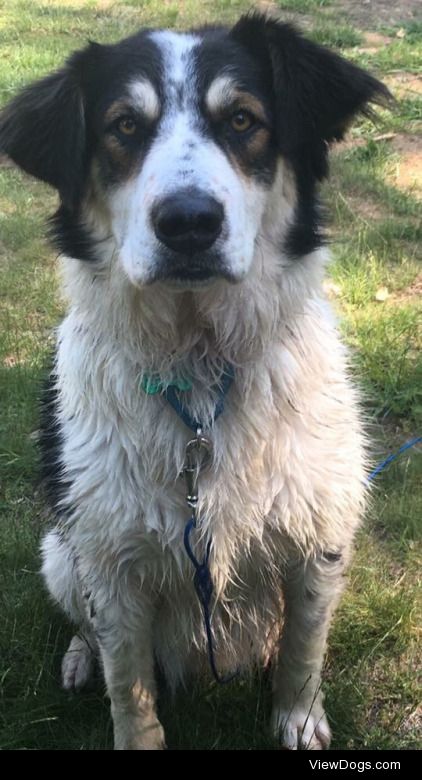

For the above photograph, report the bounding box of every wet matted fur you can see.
[0,13,390,750]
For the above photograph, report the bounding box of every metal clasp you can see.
[183,427,212,511]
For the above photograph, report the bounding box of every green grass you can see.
[345,307,421,422]
[326,136,421,425]
[365,38,422,73]
[310,22,363,49]
[275,0,333,14]
[1,0,421,751]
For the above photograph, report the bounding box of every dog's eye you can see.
[230,110,255,133]
[116,116,137,136]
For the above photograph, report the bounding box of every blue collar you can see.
[163,364,234,432]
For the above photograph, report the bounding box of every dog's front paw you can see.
[271,700,331,750]
[62,634,95,691]
[114,715,166,750]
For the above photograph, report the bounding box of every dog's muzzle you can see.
[152,188,226,283]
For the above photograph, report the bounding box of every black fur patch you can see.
[38,371,70,516]
[49,206,99,263]
[231,13,391,258]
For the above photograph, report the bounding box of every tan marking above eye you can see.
[205,77,268,126]
[128,79,160,121]
[231,111,255,133]
[117,116,137,136]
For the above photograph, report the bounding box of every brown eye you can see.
[230,110,254,133]
[117,116,137,136]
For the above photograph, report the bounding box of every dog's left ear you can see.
[232,14,391,178]
[0,52,88,207]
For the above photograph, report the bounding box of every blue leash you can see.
[184,517,238,684]
[163,364,237,684]
[367,436,421,482]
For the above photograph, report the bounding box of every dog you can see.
[0,12,389,750]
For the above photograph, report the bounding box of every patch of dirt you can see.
[364,32,393,46]
[391,133,422,156]
[334,136,367,153]
[384,72,422,100]
[2,354,22,368]
[391,272,422,304]
[335,132,422,197]
[338,0,421,30]
[257,0,278,11]
[0,154,14,168]
[340,193,385,221]
[388,134,422,196]
[357,30,393,55]
[322,279,342,299]
[397,705,422,740]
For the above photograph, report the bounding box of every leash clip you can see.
[183,427,212,510]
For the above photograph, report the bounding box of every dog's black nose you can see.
[153,190,224,255]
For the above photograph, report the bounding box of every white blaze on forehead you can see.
[128,79,160,120]
[206,75,238,114]
[149,29,200,94]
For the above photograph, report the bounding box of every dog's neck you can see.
[60,232,326,385]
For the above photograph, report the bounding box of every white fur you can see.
[40,31,368,751]
[107,32,268,287]
[128,79,160,121]
[206,75,238,113]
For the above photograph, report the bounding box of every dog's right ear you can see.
[0,52,89,207]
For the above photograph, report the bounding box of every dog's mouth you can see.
[162,266,238,291]
[169,265,216,282]
[160,268,219,290]
[150,251,237,289]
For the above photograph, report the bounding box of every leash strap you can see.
[183,517,238,685]
[367,436,421,481]
[162,363,237,685]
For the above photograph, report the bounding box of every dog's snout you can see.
[153,190,224,255]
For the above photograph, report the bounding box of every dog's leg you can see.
[94,602,165,751]
[42,530,164,748]
[41,530,98,690]
[271,552,346,750]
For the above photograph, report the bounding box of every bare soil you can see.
[389,134,422,196]
[338,0,421,29]
[392,272,422,304]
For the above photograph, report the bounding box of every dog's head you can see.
[0,14,389,290]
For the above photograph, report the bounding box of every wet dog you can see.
[0,13,389,749]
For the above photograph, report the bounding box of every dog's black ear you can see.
[232,14,391,179]
[0,54,87,206]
